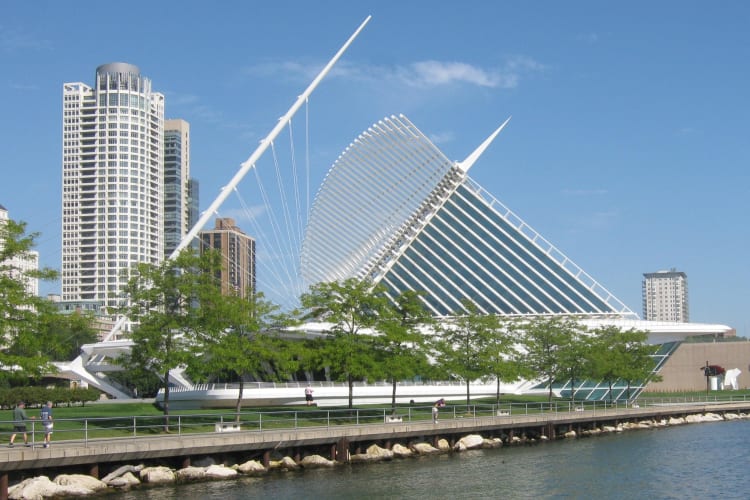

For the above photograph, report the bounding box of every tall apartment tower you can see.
[163,119,194,258]
[0,204,39,296]
[199,218,256,298]
[642,269,689,322]
[62,63,164,311]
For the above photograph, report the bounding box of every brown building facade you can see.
[199,218,256,298]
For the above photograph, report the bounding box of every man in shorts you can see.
[9,401,30,447]
[40,401,53,448]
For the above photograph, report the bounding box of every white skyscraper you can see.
[62,63,164,311]
[642,269,689,322]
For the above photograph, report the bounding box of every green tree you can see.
[120,248,221,428]
[433,300,495,406]
[373,290,433,415]
[589,326,661,402]
[484,315,522,404]
[195,291,297,420]
[300,278,389,409]
[555,321,590,402]
[0,217,59,380]
[519,317,580,403]
[38,310,98,361]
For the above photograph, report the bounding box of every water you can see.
[101,420,750,499]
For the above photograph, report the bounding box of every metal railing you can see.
[4,394,749,448]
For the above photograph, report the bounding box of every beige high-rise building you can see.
[642,269,689,322]
[199,218,256,298]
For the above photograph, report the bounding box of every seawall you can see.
[1,401,748,498]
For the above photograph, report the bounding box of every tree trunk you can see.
[348,374,354,409]
[496,377,501,405]
[391,378,397,415]
[570,375,576,402]
[235,378,244,423]
[608,380,613,404]
[548,375,553,403]
[465,379,470,406]
[162,368,171,432]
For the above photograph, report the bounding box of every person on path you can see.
[9,402,31,447]
[40,401,53,448]
[432,404,439,423]
[305,384,314,406]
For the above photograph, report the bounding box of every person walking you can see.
[305,384,314,406]
[432,403,439,424]
[9,401,31,447]
[40,401,53,448]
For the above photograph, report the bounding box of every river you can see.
[98,419,750,499]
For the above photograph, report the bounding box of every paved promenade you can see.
[1,400,748,475]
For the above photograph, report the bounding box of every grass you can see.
[4,390,746,443]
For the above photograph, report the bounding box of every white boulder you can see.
[413,442,440,454]
[107,472,141,488]
[300,455,336,468]
[454,434,484,451]
[392,443,413,457]
[140,466,176,484]
[237,460,267,474]
[205,465,238,479]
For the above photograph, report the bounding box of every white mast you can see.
[169,15,372,260]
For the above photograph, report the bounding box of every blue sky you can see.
[1,2,748,335]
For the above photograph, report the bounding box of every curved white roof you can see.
[301,115,455,286]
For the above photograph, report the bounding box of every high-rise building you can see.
[642,269,689,322]
[62,63,164,311]
[199,218,256,298]
[164,119,193,259]
[187,178,200,250]
[0,204,39,297]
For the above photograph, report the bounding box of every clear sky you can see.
[1,2,748,335]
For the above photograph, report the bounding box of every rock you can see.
[483,438,503,448]
[176,466,206,481]
[108,472,141,488]
[564,430,576,438]
[725,413,741,421]
[602,425,617,433]
[54,473,108,492]
[437,439,451,451]
[351,444,394,462]
[392,443,413,457]
[9,476,59,500]
[270,456,299,470]
[668,417,685,425]
[101,464,144,485]
[703,413,723,422]
[509,436,522,444]
[205,465,238,479]
[300,455,336,468]
[413,442,440,454]
[140,466,176,484]
[685,414,704,423]
[237,460,267,474]
[454,434,484,451]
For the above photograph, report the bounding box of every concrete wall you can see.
[646,341,750,392]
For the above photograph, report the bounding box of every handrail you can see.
[4,394,749,448]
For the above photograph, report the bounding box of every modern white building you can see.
[62,63,165,312]
[642,269,689,322]
[0,204,39,296]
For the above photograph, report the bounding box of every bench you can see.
[385,415,403,423]
[496,410,510,417]
[215,422,242,433]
